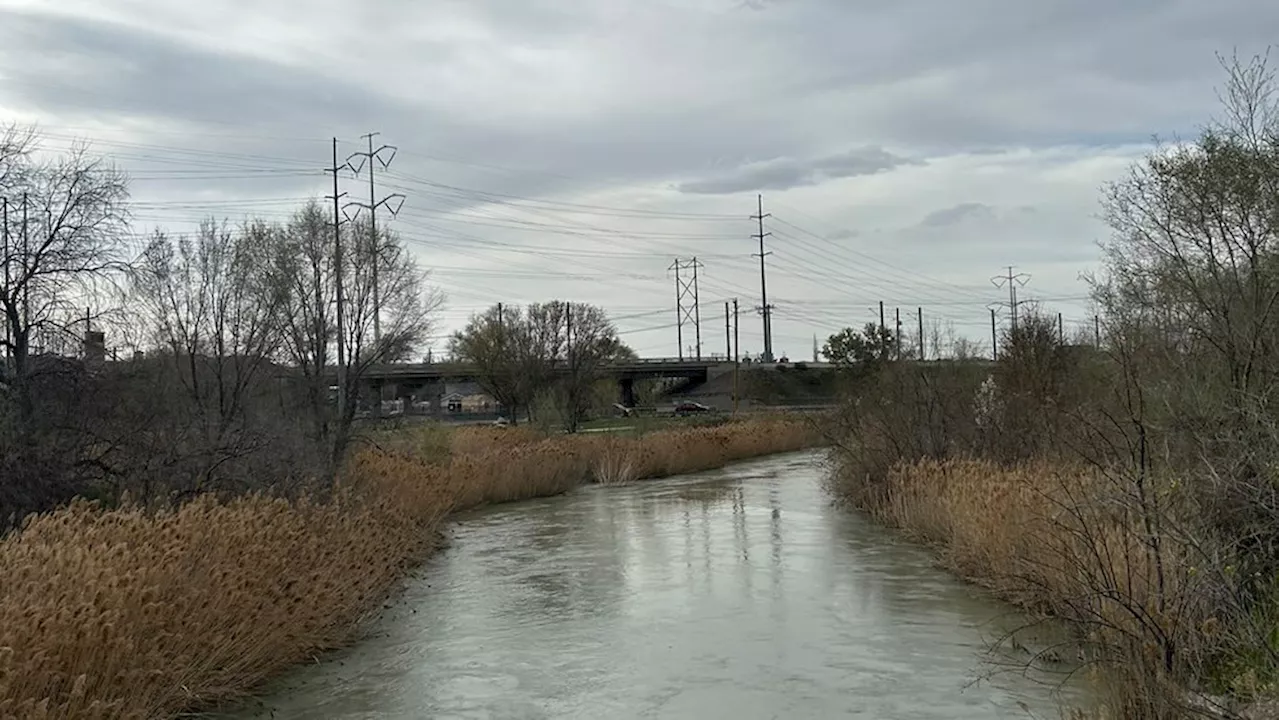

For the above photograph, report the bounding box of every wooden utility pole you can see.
[990,308,998,361]
[879,300,886,356]
[894,307,901,360]
[21,193,28,345]
[566,301,574,368]
[1,197,8,369]
[326,138,349,420]
[1057,312,1063,344]
[732,298,740,415]
[724,301,730,358]
[917,306,924,361]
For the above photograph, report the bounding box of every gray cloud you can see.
[0,13,411,134]
[677,146,920,195]
[919,203,997,227]
[827,229,860,241]
[0,0,1270,356]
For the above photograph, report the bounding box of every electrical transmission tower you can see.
[669,257,703,360]
[990,265,1031,332]
[750,194,775,362]
[344,132,404,347]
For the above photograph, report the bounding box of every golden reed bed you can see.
[0,417,819,719]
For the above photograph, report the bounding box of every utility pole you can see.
[894,307,901,360]
[732,298,740,415]
[724,301,731,358]
[669,258,703,360]
[750,194,774,362]
[1,197,8,369]
[566,301,574,369]
[990,307,998,361]
[21,193,28,347]
[991,265,1031,332]
[1094,315,1101,349]
[1057,312,1064,344]
[496,302,505,368]
[917,306,924,361]
[812,334,818,363]
[325,138,355,420]
[345,132,403,349]
[878,301,886,357]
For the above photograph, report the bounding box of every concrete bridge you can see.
[322,357,735,411]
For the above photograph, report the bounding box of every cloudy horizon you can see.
[1,0,1273,359]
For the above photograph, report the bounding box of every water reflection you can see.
[226,450,1094,720]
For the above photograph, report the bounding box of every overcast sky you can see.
[0,0,1273,359]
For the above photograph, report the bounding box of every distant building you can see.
[442,390,495,413]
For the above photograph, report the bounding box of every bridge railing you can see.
[304,356,732,379]
[619,356,729,365]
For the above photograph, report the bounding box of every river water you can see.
[229,450,1093,719]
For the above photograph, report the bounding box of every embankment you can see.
[0,416,820,720]
[831,456,1278,718]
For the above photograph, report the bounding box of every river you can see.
[227,450,1094,719]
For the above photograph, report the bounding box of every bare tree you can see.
[1076,50,1279,715]
[337,219,441,399]
[1093,50,1278,550]
[271,211,439,463]
[272,201,336,442]
[131,219,286,433]
[450,303,547,425]
[528,300,629,432]
[0,131,130,423]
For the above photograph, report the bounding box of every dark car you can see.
[674,401,712,416]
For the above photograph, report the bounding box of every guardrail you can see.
[320,357,732,376]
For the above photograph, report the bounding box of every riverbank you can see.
[228,450,1096,719]
[0,416,820,719]
[829,455,1278,718]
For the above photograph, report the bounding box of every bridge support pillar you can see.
[618,377,637,408]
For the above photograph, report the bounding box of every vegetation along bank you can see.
[821,55,1277,719]
[0,417,820,719]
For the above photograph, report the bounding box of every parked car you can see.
[492,416,511,427]
[674,401,712,416]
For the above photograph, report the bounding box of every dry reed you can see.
[0,416,820,719]
[868,459,1251,716]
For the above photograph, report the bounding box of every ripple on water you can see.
[225,450,1095,720]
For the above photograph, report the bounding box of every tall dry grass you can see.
[865,459,1272,717]
[0,416,820,719]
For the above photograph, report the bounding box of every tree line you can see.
[0,122,644,530]
[448,301,634,431]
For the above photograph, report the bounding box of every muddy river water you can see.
[230,450,1093,719]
